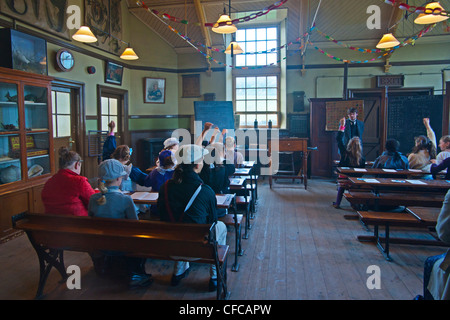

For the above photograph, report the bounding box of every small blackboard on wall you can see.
[289,114,309,137]
[387,95,443,155]
[194,101,235,131]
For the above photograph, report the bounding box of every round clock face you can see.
[56,49,74,72]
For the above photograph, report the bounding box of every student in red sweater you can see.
[41,147,96,216]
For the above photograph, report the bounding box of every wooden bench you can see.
[344,191,445,209]
[356,209,448,261]
[236,195,252,239]
[12,212,230,300]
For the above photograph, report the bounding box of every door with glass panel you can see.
[99,93,122,146]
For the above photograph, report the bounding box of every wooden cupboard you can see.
[0,67,54,241]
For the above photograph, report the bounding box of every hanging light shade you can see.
[212,13,237,34]
[120,47,139,60]
[376,33,400,49]
[414,2,449,24]
[224,41,244,55]
[72,26,98,43]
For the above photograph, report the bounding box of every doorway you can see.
[51,79,85,174]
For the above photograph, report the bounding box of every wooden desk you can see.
[268,138,312,189]
[337,167,430,177]
[348,177,450,191]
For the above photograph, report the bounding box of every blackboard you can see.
[387,95,443,155]
[194,101,235,131]
[288,114,309,137]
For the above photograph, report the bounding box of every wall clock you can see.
[56,49,74,72]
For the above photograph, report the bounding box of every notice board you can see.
[325,100,364,131]
[194,101,235,131]
[387,95,443,155]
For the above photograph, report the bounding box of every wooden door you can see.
[51,81,85,175]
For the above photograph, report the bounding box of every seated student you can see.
[88,159,152,287]
[372,139,409,170]
[110,145,135,192]
[333,117,365,209]
[407,118,436,179]
[225,136,245,168]
[157,144,227,292]
[430,157,450,180]
[436,135,450,165]
[417,189,450,300]
[42,147,96,216]
[145,150,175,192]
[163,137,180,153]
[200,142,235,218]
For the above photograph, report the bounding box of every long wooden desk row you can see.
[342,175,450,260]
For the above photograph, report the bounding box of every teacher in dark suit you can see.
[343,107,364,146]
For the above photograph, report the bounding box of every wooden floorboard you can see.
[0,178,446,300]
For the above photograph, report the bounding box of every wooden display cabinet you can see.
[0,67,54,241]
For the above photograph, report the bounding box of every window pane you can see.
[257,77,266,87]
[256,54,266,66]
[56,92,70,114]
[246,114,256,126]
[236,101,246,112]
[246,100,256,112]
[239,114,246,127]
[109,98,118,116]
[267,28,277,40]
[57,115,71,137]
[101,97,109,115]
[246,42,255,54]
[246,29,256,41]
[267,40,277,51]
[268,114,278,126]
[257,114,267,126]
[52,115,57,137]
[246,77,256,88]
[257,100,266,111]
[51,91,56,114]
[257,88,266,100]
[236,29,246,42]
[236,88,246,100]
[267,76,277,87]
[267,88,277,99]
[236,77,246,88]
[101,116,109,131]
[256,28,266,40]
[267,100,277,111]
[236,55,245,67]
[247,89,256,100]
[246,55,256,66]
[267,53,277,65]
[257,41,266,52]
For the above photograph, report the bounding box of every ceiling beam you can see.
[193,0,213,73]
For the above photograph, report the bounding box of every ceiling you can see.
[126,0,450,57]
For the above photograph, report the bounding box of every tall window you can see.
[234,26,279,128]
[51,89,71,137]
[100,96,118,131]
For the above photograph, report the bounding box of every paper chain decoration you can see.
[135,0,288,28]
[384,0,450,17]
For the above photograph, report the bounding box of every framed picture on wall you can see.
[144,77,166,104]
[105,61,123,85]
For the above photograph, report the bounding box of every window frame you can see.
[231,24,281,128]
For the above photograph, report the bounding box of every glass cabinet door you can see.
[24,85,48,131]
[0,82,21,185]
[26,132,50,178]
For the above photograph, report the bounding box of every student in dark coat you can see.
[157,144,227,291]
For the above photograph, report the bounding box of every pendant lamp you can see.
[72,26,98,43]
[212,10,237,34]
[414,2,449,24]
[376,33,400,49]
[120,47,139,60]
[224,41,244,55]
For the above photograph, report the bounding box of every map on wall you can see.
[325,100,364,131]
[85,0,125,55]
[0,0,70,39]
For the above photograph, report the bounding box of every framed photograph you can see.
[105,61,123,85]
[144,78,166,104]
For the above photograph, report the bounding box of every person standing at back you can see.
[343,107,364,147]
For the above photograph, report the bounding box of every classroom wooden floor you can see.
[0,177,446,300]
